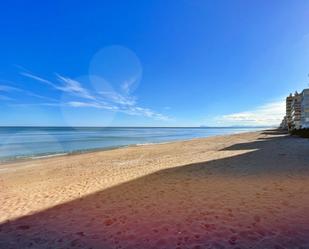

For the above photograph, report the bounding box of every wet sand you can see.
[0,130,309,249]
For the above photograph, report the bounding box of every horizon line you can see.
[0,125,276,128]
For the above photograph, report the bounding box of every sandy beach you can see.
[0,130,309,249]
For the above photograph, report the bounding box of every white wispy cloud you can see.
[121,77,137,94]
[55,74,96,100]
[20,72,56,87]
[66,100,169,120]
[215,100,285,126]
[0,84,56,102]
[119,106,169,120]
[67,101,118,110]
[99,91,136,106]
[21,71,96,100]
[19,70,170,121]
[24,91,57,102]
[0,85,21,92]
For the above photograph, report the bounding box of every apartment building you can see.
[286,94,293,130]
[282,88,309,130]
[300,88,309,128]
[290,92,302,130]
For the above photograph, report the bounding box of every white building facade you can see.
[301,89,309,128]
[291,92,302,130]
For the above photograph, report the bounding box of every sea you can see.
[0,126,266,162]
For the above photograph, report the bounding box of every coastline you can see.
[0,126,264,165]
[1,129,309,248]
[0,129,261,168]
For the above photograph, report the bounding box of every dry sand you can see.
[0,130,309,249]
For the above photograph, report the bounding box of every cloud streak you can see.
[0,85,21,92]
[20,72,56,87]
[0,83,56,102]
[67,101,118,110]
[215,100,285,126]
[21,72,96,100]
[19,71,170,121]
[121,77,137,94]
[99,91,136,106]
[55,74,96,100]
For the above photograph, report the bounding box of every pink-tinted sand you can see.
[0,130,309,249]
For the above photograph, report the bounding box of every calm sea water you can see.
[0,127,264,162]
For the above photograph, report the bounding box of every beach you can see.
[0,130,309,248]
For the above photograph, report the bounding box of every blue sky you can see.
[1,0,309,127]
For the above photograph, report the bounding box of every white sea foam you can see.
[29,153,68,159]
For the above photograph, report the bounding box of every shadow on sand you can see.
[1,130,309,249]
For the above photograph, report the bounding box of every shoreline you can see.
[0,129,263,169]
